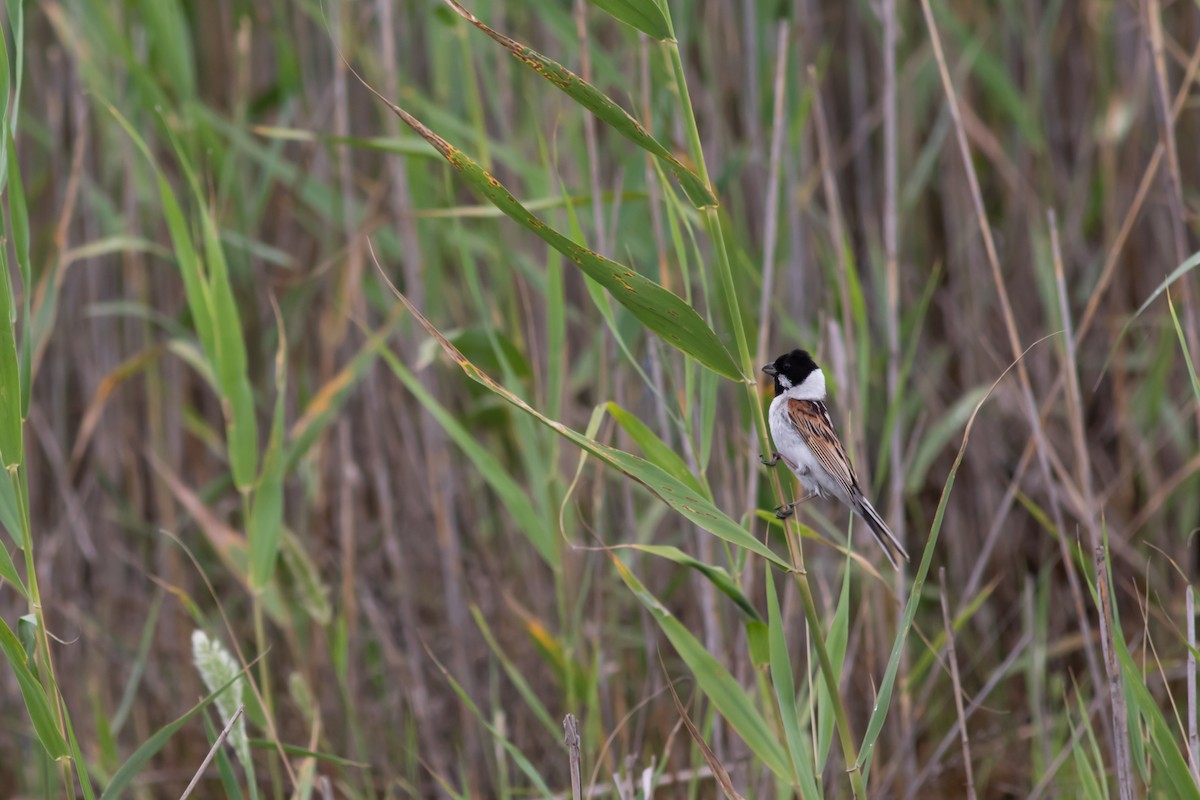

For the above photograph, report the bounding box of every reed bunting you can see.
[761,349,909,568]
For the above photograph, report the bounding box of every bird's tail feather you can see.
[855,496,910,569]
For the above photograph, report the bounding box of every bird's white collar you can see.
[780,368,827,401]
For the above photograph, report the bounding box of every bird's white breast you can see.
[768,394,824,497]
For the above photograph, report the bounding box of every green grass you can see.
[2,0,1200,797]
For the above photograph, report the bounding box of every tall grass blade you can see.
[359,89,742,381]
[438,0,712,206]
[382,275,789,569]
[1166,290,1200,407]
[0,616,69,759]
[764,564,821,796]
[816,557,852,773]
[102,104,217,366]
[614,555,792,780]
[858,340,1052,781]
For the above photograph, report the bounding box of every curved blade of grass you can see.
[383,276,788,570]
[0,615,69,759]
[437,0,711,207]
[615,555,791,780]
[1166,290,1200,407]
[357,83,741,381]
[858,337,1055,782]
[588,0,671,39]
[107,102,259,492]
[1102,249,1200,379]
[1131,250,1200,320]
[816,555,852,773]
[616,544,762,621]
[604,401,705,496]
[764,565,821,796]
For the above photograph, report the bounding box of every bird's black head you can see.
[762,349,819,396]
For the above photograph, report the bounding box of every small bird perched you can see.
[761,348,909,568]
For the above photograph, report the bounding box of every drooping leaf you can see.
[384,283,788,570]
[359,88,742,382]
[615,555,791,781]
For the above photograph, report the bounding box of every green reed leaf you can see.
[764,565,820,796]
[0,616,69,759]
[385,282,788,570]
[438,0,713,206]
[361,88,742,382]
[588,0,671,40]
[615,556,791,781]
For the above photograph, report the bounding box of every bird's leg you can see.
[773,492,814,519]
[760,452,783,467]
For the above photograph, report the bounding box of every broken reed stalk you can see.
[564,714,583,800]
[179,704,246,800]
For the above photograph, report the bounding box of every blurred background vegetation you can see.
[1,0,1199,796]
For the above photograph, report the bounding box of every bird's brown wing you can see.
[786,398,861,497]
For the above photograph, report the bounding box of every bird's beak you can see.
[761,364,778,377]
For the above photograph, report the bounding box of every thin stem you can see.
[16,466,74,793]
[663,39,866,799]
